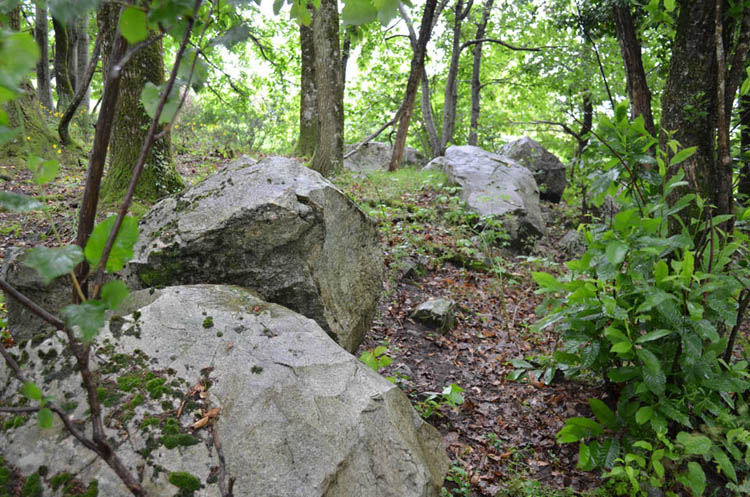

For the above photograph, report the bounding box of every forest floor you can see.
[1,150,613,496]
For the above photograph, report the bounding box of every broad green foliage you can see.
[533,111,750,494]
[22,246,83,286]
[84,216,139,273]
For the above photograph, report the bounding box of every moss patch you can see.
[168,472,201,492]
[20,472,41,497]
[2,415,28,431]
[162,433,200,449]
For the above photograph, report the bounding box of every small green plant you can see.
[415,383,465,419]
[441,465,471,497]
[359,345,393,372]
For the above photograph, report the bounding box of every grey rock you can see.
[0,285,450,497]
[499,137,567,203]
[411,298,456,333]
[124,156,383,353]
[344,142,425,173]
[559,229,585,257]
[424,146,545,250]
[1,247,71,343]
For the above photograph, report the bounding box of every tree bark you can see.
[99,2,183,203]
[76,15,91,112]
[439,0,473,155]
[296,18,317,157]
[311,0,344,177]
[612,1,655,136]
[53,17,75,111]
[34,4,53,110]
[389,0,439,171]
[740,90,750,202]
[661,0,719,216]
[468,0,492,146]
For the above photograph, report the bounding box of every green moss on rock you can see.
[168,472,201,492]
[162,433,200,449]
[20,472,41,497]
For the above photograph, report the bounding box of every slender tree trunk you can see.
[76,15,91,112]
[53,17,75,110]
[99,2,183,203]
[612,1,655,136]
[468,0,493,146]
[34,4,53,110]
[399,4,440,157]
[296,18,317,157]
[389,0,439,171]
[439,0,472,155]
[311,0,344,176]
[578,90,593,158]
[341,30,351,84]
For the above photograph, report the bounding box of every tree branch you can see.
[0,278,65,330]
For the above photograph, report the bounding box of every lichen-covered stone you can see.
[424,146,545,250]
[499,137,567,203]
[124,156,383,353]
[344,142,425,173]
[411,298,456,333]
[0,285,449,497]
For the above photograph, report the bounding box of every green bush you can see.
[533,108,750,495]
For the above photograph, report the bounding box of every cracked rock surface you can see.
[125,156,383,353]
[0,285,449,497]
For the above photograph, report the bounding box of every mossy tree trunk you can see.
[311,0,344,177]
[52,17,75,111]
[99,2,183,203]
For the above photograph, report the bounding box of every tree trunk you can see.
[296,18,317,157]
[740,91,750,203]
[612,1,655,136]
[660,0,719,215]
[53,17,75,111]
[76,15,91,112]
[34,4,53,110]
[399,4,440,157]
[439,0,472,155]
[389,0,439,171]
[311,0,344,177]
[468,0,492,146]
[99,2,183,203]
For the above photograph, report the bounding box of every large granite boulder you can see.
[124,156,383,353]
[344,142,425,173]
[499,137,567,203]
[425,145,545,249]
[0,285,449,497]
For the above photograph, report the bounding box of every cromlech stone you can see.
[499,137,567,203]
[411,298,456,333]
[344,142,425,173]
[425,145,545,251]
[0,285,450,497]
[124,156,384,353]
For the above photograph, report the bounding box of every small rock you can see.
[411,298,456,333]
[559,229,585,257]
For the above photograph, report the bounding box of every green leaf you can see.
[0,191,43,212]
[610,341,632,354]
[373,0,400,24]
[663,0,675,11]
[681,250,694,284]
[532,271,563,291]
[676,432,713,455]
[120,6,149,44]
[578,442,593,470]
[23,246,83,285]
[637,348,666,396]
[177,47,210,92]
[608,367,638,382]
[140,82,181,124]
[677,462,705,497]
[101,280,129,310]
[21,381,42,401]
[636,329,673,343]
[61,302,107,343]
[84,216,139,273]
[589,399,618,430]
[605,241,628,265]
[669,146,696,167]
[711,446,737,483]
[341,0,377,25]
[442,383,464,406]
[557,417,603,443]
[28,157,59,185]
[635,406,653,424]
[37,407,53,429]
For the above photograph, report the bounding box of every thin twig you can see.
[0,278,65,330]
[91,0,203,298]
